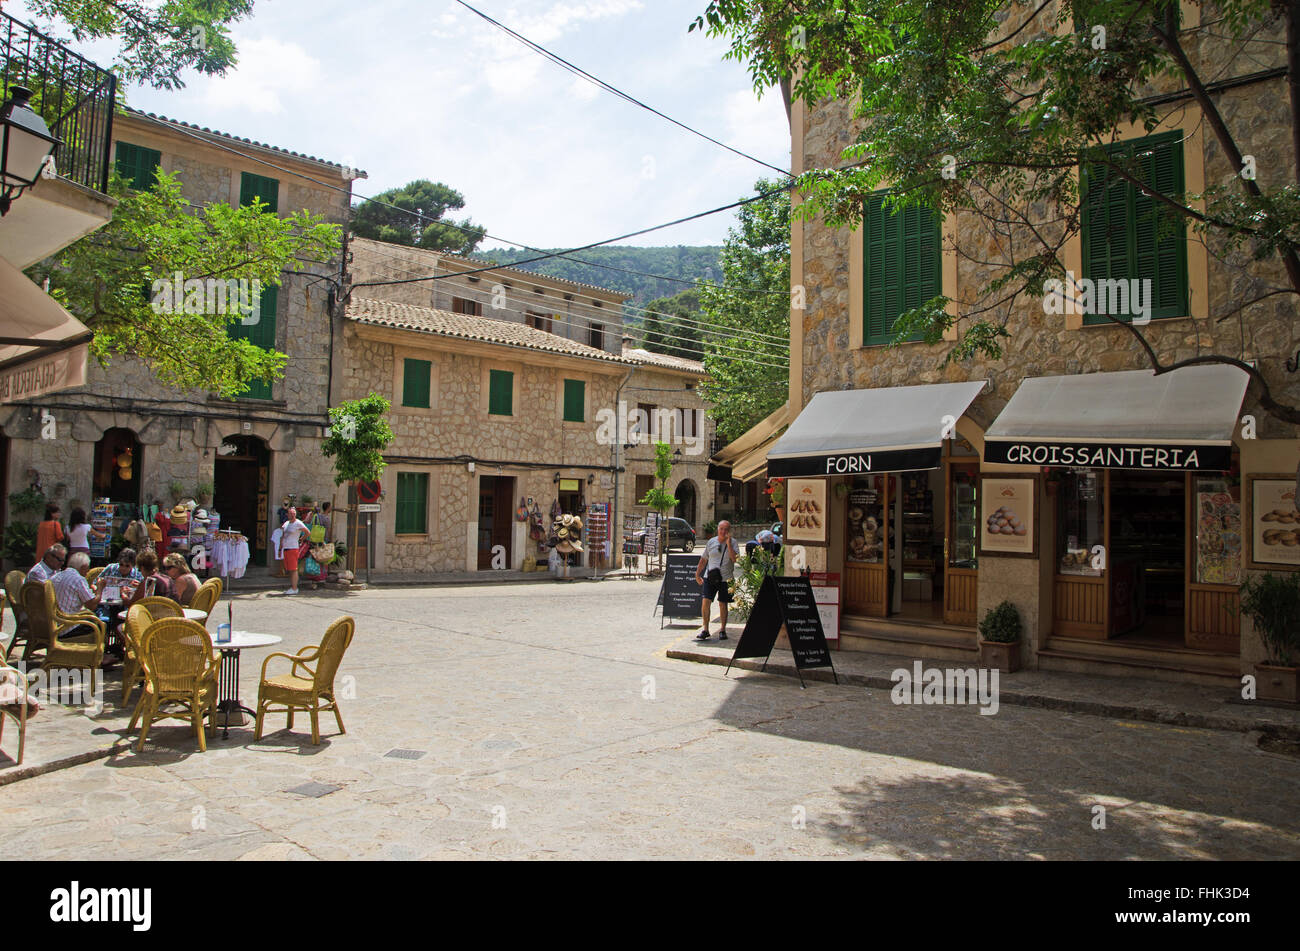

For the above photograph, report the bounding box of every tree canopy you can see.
[636,287,703,359]
[698,178,790,442]
[25,0,254,89]
[351,180,486,254]
[29,169,341,398]
[693,0,1300,423]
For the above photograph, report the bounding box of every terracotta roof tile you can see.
[349,297,632,364]
[622,346,707,375]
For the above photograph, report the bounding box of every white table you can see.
[210,630,282,736]
[182,608,207,621]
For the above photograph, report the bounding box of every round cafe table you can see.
[181,608,207,621]
[210,630,281,739]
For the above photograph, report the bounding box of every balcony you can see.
[0,10,117,268]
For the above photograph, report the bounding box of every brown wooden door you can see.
[943,460,979,626]
[478,476,515,570]
[844,477,890,617]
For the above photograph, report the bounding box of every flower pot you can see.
[773,505,785,522]
[1255,664,1299,704]
[979,639,1021,673]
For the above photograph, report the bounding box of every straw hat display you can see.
[551,513,583,553]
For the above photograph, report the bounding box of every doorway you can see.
[675,479,698,527]
[93,427,142,515]
[1109,471,1186,644]
[214,435,270,566]
[477,475,515,570]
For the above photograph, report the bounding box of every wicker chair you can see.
[0,655,37,766]
[4,569,29,660]
[188,579,221,625]
[121,601,183,708]
[135,618,218,753]
[255,616,355,745]
[20,581,104,703]
[87,566,105,585]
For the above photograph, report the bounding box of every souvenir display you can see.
[1195,483,1242,585]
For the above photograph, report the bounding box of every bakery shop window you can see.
[845,478,885,564]
[1057,468,1103,576]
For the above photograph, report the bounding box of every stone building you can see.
[727,2,1298,687]
[0,106,356,567]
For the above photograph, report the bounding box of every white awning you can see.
[708,401,791,482]
[984,366,1250,471]
[0,254,91,402]
[766,381,987,477]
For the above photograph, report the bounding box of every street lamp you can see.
[0,86,60,217]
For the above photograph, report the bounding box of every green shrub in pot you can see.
[1239,572,1300,667]
[979,599,1022,643]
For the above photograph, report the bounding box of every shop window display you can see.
[846,478,885,564]
[1194,476,1242,585]
[1057,469,1103,576]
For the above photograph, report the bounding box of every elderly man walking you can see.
[694,520,739,641]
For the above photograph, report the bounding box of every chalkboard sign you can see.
[655,552,703,625]
[727,575,837,686]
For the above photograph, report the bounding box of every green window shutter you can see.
[115,142,161,191]
[489,369,513,416]
[1081,132,1186,324]
[228,283,278,400]
[239,172,280,213]
[402,359,432,408]
[563,379,585,422]
[395,473,429,534]
[863,191,939,345]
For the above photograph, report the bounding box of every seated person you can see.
[100,548,144,587]
[163,552,201,606]
[756,529,782,557]
[50,553,105,638]
[26,543,66,583]
[126,550,173,605]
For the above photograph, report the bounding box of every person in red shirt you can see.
[35,503,64,565]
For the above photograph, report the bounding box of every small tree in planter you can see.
[978,599,1023,673]
[1240,571,1300,703]
[321,394,395,575]
[638,441,678,575]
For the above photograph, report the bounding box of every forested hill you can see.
[481,245,721,305]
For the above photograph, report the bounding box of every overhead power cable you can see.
[452,0,791,178]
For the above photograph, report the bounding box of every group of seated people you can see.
[23,544,203,662]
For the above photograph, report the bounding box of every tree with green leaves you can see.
[29,169,341,398]
[351,180,486,254]
[321,394,395,485]
[698,178,790,441]
[693,0,1300,424]
[637,287,703,359]
[25,0,254,90]
[638,441,679,573]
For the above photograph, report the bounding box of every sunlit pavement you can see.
[2,578,1298,860]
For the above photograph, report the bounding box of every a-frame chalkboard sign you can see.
[653,552,704,628]
[727,574,838,687]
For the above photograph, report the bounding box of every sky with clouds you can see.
[9,0,792,250]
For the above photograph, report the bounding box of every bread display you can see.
[986,505,1028,536]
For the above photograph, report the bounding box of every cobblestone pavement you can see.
[3,577,1299,860]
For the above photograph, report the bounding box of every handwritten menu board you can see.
[728,575,836,685]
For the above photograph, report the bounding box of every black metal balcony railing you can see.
[1,11,116,195]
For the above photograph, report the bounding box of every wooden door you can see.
[493,477,514,566]
[844,477,889,617]
[943,460,979,626]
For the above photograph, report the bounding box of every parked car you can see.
[633,517,697,553]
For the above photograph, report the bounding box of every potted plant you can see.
[193,481,214,506]
[1240,571,1300,703]
[167,480,185,504]
[978,599,1023,673]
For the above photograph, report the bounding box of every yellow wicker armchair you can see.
[86,566,104,585]
[0,655,38,766]
[21,581,104,702]
[121,601,182,708]
[255,616,355,745]
[135,618,218,753]
[188,579,221,624]
[4,569,29,660]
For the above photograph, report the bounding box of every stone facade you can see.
[788,2,1299,682]
[0,109,355,567]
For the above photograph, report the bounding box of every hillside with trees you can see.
[482,245,721,305]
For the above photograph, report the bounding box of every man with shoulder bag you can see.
[695,520,739,641]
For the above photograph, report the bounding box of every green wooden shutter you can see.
[239,172,280,213]
[1082,132,1186,324]
[864,191,939,344]
[395,473,429,534]
[115,142,161,190]
[402,359,432,408]
[488,369,513,416]
[228,283,278,400]
[563,379,585,422]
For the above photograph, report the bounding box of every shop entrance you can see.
[93,427,142,515]
[214,436,269,566]
[477,475,515,570]
[1109,472,1186,643]
[675,479,698,527]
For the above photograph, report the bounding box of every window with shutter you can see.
[228,284,278,400]
[488,369,514,416]
[114,142,161,191]
[563,379,585,422]
[1080,131,1187,324]
[239,172,280,213]
[395,472,429,534]
[403,359,432,408]
[863,190,940,345]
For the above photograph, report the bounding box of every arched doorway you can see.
[675,479,698,527]
[93,427,143,515]
[214,435,270,566]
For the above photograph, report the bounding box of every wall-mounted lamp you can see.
[553,472,561,483]
[0,86,59,217]
[587,474,594,485]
